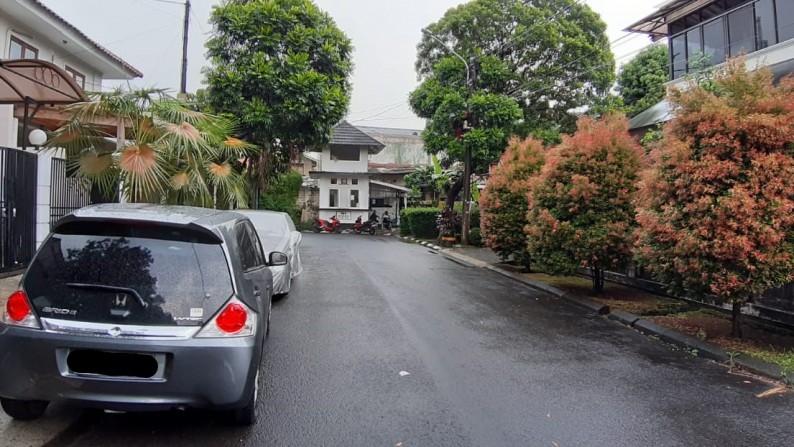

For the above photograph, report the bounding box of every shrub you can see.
[453,203,480,232]
[469,228,483,247]
[402,207,441,239]
[260,170,303,221]
[479,136,545,268]
[527,114,644,294]
[635,58,794,338]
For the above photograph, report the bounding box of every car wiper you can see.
[65,283,148,309]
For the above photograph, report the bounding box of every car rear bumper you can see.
[0,324,260,411]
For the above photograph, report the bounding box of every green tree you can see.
[204,0,353,187]
[411,0,614,206]
[260,170,303,220]
[635,59,794,338]
[49,88,252,208]
[527,114,644,293]
[617,44,669,118]
[479,136,545,270]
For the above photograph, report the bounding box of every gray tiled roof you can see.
[331,121,385,153]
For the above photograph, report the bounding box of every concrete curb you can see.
[428,247,785,382]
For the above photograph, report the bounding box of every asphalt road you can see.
[56,234,794,447]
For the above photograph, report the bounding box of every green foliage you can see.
[412,0,615,169]
[617,44,669,117]
[48,88,252,208]
[480,137,545,266]
[453,202,480,231]
[634,58,794,337]
[437,206,461,237]
[402,208,442,238]
[469,228,483,247]
[204,0,353,183]
[259,170,303,220]
[527,114,644,293]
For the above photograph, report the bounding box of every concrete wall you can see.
[320,146,368,173]
[316,175,370,224]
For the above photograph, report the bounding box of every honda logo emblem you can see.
[113,294,128,307]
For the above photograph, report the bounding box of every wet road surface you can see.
[56,234,794,446]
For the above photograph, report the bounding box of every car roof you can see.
[235,209,290,218]
[58,204,247,233]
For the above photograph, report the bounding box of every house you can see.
[0,0,142,273]
[308,121,420,226]
[625,0,794,132]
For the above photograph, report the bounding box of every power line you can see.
[350,102,407,123]
[348,100,408,117]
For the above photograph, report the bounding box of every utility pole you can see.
[179,0,191,97]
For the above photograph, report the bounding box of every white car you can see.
[236,210,303,297]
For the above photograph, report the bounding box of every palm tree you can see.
[47,88,253,208]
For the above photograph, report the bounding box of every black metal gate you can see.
[50,157,91,227]
[1,147,38,273]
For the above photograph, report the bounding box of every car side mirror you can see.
[269,251,288,266]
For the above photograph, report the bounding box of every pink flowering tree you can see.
[479,137,545,270]
[527,114,644,293]
[635,59,794,338]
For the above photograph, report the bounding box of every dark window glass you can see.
[25,231,232,326]
[777,0,794,42]
[352,178,359,185]
[729,5,756,56]
[350,190,359,208]
[329,188,339,207]
[244,222,265,267]
[331,178,337,184]
[687,27,703,68]
[236,223,258,271]
[671,33,687,79]
[702,2,726,20]
[703,17,727,66]
[685,12,701,28]
[329,146,360,161]
[756,0,778,49]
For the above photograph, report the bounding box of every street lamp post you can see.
[421,29,475,246]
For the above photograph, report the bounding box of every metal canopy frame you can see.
[0,58,87,150]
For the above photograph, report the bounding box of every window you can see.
[703,17,727,68]
[329,189,339,207]
[701,2,726,20]
[65,66,86,89]
[671,34,687,79]
[756,0,778,49]
[244,222,265,267]
[331,178,338,185]
[728,5,756,56]
[352,178,359,185]
[236,222,262,271]
[329,146,360,161]
[350,190,359,208]
[686,28,703,67]
[341,178,348,185]
[9,36,38,59]
[777,0,794,42]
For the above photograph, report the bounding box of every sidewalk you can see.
[433,244,787,384]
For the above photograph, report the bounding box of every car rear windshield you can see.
[23,221,233,326]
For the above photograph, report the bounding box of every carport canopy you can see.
[0,58,87,105]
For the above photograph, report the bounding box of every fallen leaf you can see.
[546,413,550,418]
[395,443,403,447]
[756,386,788,399]
[743,380,752,384]
[399,371,410,377]
[553,442,559,447]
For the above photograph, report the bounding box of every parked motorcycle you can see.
[314,215,341,233]
[353,215,377,235]
[382,215,392,231]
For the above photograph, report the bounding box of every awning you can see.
[370,180,411,193]
[0,58,87,105]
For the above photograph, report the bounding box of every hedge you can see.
[400,207,441,238]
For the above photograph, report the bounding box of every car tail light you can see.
[2,290,41,329]
[195,297,256,338]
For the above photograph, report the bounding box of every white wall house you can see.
[0,0,141,272]
[309,121,386,225]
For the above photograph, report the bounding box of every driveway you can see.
[19,234,794,446]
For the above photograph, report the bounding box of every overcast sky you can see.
[41,0,662,130]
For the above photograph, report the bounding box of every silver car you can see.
[236,210,303,297]
[0,204,286,425]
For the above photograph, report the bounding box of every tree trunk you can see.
[731,302,743,339]
[445,176,464,210]
[591,267,605,295]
